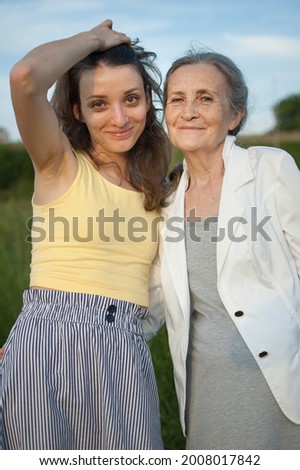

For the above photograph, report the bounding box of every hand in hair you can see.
[90,19,131,52]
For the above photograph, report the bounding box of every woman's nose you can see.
[180,100,199,120]
[111,105,129,127]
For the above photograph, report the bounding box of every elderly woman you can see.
[160,50,300,449]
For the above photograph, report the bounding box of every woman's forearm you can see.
[10,20,130,95]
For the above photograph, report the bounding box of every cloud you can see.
[222,34,300,59]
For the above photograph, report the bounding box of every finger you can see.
[120,33,131,44]
[101,18,113,29]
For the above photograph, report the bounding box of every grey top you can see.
[184,218,300,450]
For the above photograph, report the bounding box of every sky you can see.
[0,0,300,142]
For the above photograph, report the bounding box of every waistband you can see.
[21,289,148,331]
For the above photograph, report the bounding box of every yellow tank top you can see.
[30,151,160,306]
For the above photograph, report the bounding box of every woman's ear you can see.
[73,104,82,121]
[229,108,244,132]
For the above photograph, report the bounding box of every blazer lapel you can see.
[217,138,254,275]
[161,171,191,317]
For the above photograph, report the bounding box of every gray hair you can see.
[163,49,248,135]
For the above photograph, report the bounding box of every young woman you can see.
[1,19,169,450]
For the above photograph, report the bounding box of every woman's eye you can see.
[200,96,213,104]
[92,101,105,109]
[170,97,183,104]
[126,95,139,104]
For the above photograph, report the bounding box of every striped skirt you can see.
[1,289,163,450]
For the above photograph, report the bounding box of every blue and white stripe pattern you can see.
[1,289,163,450]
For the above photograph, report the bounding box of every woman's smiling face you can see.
[165,63,242,156]
[75,64,150,158]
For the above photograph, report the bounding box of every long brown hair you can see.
[51,43,170,211]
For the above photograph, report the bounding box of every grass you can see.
[0,180,32,343]
[149,327,185,449]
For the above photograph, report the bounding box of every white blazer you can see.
[151,135,300,434]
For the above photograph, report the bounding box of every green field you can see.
[1,134,300,449]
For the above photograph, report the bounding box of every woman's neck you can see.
[183,151,225,219]
[185,152,224,188]
[88,150,134,189]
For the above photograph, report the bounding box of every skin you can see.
[165,63,244,218]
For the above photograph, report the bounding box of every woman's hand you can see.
[0,346,4,359]
[90,19,131,52]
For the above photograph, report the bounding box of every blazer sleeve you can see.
[142,252,165,341]
[276,151,300,276]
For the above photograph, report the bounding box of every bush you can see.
[0,200,31,344]
[273,94,300,131]
[0,143,33,190]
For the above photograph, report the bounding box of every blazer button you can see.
[259,351,268,358]
[234,310,244,317]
